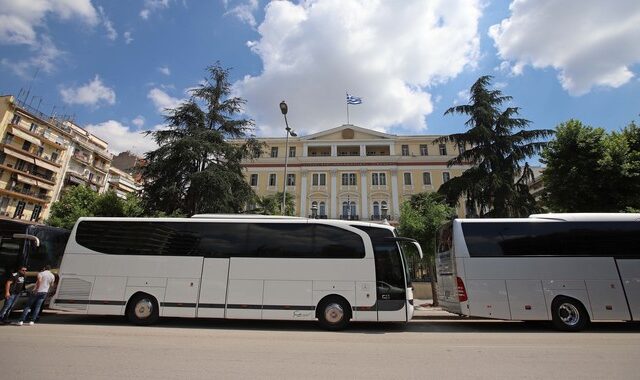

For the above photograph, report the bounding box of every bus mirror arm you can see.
[13,233,40,248]
[383,237,424,259]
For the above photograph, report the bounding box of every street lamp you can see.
[279,101,297,215]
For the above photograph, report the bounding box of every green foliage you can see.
[47,187,145,230]
[542,120,640,211]
[142,63,264,216]
[47,185,99,229]
[251,192,296,216]
[399,192,455,278]
[436,75,553,217]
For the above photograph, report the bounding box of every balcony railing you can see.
[370,214,393,221]
[307,214,328,219]
[339,214,359,220]
[3,185,51,201]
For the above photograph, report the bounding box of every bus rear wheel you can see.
[317,297,351,331]
[126,293,159,326]
[551,296,590,332]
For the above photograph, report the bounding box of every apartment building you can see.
[0,95,118,222]
[242,124,470,221]
[107,166,141,198]
[0,95,70,221]
[60,121,113,194]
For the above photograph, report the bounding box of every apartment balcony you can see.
[0,185,50,204]
[1,144,62,170]
[0,162,56,185]
[73,152,92,165]
[9,123,67,149]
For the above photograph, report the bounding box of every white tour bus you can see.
[51,215,422,330]
[436,213,640,331]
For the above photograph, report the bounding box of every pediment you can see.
[303,124,395,141]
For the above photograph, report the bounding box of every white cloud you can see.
[1,35,64,77]
[234,0,482,136]
[140,0,171,20]
[158,66,171,76]
[132,115,145,127]
[98,6,117,41]
[124,31,133,44]
[60,75,116,106]
[147,88,184,112]
[0,0,99,46]
[85,120,159,155]
[489,0,640,96]
[225,0,259,28]
[453,90,469,105]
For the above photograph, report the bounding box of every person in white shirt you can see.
[17,265,55,326]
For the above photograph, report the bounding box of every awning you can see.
[3,147,35,164]
[11,127,42,146]
[16,174,38,186]
[68,175,85,184]
[34,158,59,172]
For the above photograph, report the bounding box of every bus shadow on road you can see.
[33,312,640,334]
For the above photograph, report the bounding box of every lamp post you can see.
[279,101,297,215]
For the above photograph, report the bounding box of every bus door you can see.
[196,258,230,318]
[616,259,640,320]
[373,241,407,321]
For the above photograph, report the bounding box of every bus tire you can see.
[317,296,351,331]
[126,293,159,326]
[551,296,590,332]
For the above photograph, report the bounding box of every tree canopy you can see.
[47,186,144,230]
[399,192,455,305]
[436,75,553,217]
[541,120,640,212]
[142,63,263,216]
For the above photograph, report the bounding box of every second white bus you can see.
[51,216,422,330]
[436,213,640,331]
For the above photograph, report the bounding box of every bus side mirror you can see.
[13,234,40,248]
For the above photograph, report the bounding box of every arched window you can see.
[342,201,349,217]
[319,201,326,216]
[350,201,356,217]
[373,201,380,217]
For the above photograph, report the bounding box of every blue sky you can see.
[0,0,638,156]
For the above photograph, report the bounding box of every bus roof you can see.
[455,213,640,223]
[191,214,304,219]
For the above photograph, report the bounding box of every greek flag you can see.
[346,94,362,105]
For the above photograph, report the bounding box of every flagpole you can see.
[346,92,350,124]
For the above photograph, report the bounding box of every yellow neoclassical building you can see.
[242,124,469,221]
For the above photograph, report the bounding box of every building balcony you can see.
[0,163,56,185]
[8,123,67,149]
[307,214,328,219]
[0,186,50,203]
[73,152,92,164]
[339,214,359,220]
[1,144,62,169]
[370,214,393,221]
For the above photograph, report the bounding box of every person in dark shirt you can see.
[0,266,27,323]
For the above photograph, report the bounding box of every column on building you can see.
[330,169,337,218]
[360,144,366,157]
[360,168,368,220]
[390,168,400,219]
[299,169,307,217]
[331,144,337,157]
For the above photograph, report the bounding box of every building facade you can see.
[242,124,469,221]
[0,95,116,222]
[60,121,113,195]
[107,166,142,198]
[0,95,70,221]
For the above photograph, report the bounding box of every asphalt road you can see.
[1,313,638,380]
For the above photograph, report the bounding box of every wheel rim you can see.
[134,298,154,319]
[324,303,344,324]
[558,303,580,326]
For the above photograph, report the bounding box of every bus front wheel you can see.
[126,293,159,326]
[317,297,351,331]
[551,296,590,332]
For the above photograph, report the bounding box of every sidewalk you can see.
[412,299,465,320]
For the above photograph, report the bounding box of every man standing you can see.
[17,265,55,326]
[0,266,27,323]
